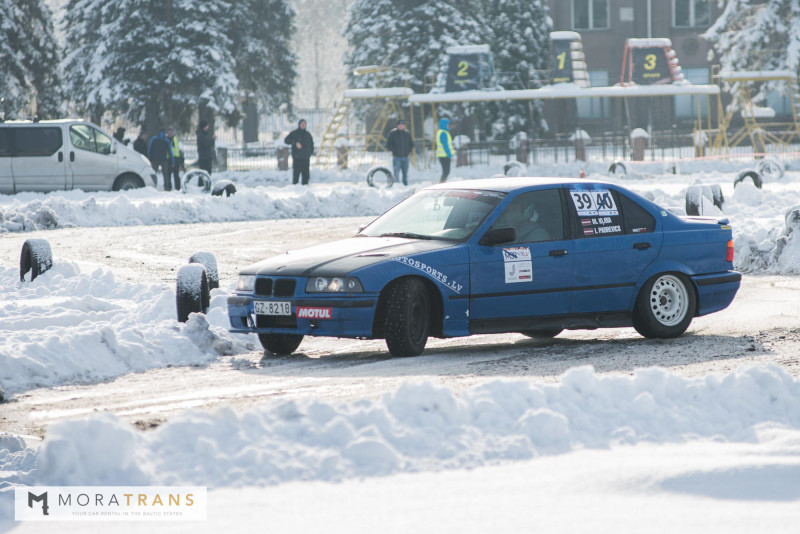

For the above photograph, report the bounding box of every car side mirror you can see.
[479,227,516,246]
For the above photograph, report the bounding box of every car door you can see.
[68,124,118,191]
[467,188,573,333]
[9,126,68,193]
[566,184,662,314]
[0,128,12,194]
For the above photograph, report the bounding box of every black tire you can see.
[112,174,145,191]
[366,166,394,188]
[608,161,627,177]
[19,238,53,282]
[520,329,563,339]
[176,264,210,322]
[189,252,219,290]
[756,157,784,181]
[211,180,237,197]
[182,170,213,193]
[685,185,702,216]
[383,278,431,357]
[503,160,527,177]
[632,273,696,339]
[258,334,304,355]
[734,169,762,189]
[710,184,725,210]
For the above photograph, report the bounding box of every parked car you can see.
[227,177,741,357]
[0,119,157,194]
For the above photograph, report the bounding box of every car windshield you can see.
[359,189,506,241]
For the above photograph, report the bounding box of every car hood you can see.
[242,236,457,277]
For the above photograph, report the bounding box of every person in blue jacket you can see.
[148,129,175,191]
[436,118,453,183]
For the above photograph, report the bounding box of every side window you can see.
[618,193,656,234]
[0,129,10,156]
[567,184,625,238]
[490,189,564,244]
[94,127,112,155]
[14,127,63,157]
[70,124,97,152]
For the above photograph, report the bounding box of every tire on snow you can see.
[176,263,210,323]
[756,157,785,181]
[211,179,237,197]
[608,161,627,178]
[632,273,696,339]
[383,277,431,357]
[20,238,53,282]
[182,169,213,193]
[366,165,394,188]
[503,160,527,177]
[258,334,304,355]
[189,252,219,290]
[710,184,725,210]
[734,169,763,189]
[685,185,703,216]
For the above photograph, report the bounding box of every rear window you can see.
[618,192,656,234]
[13,127,63,157]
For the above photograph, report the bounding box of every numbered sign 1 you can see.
[631,47,671,85]
[445,54,481,92]
[550,39,574,84]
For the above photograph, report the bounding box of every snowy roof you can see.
[627,38,672,48]
[742,106,777,118]
[718,70,796,81]
[343,87,414,99]
[408,84,719,104]
[550,31,582,41]
[446,44,491,55]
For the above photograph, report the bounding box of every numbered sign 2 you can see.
[445,54,480,92]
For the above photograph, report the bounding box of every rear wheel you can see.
[258,334,303,355]
[113,174,144,191]
[383,278,431,357]
[633,273,696,338]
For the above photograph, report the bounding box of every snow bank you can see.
[3,364,799,494]
[0,261,253,396]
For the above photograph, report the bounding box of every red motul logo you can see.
[297,307,332,319]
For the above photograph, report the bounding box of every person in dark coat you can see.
[386,119,413,186]
[148,129,175,191]
[284,118,314,185]
[196,120,216,174]
[113,127,129,145]
[133,130,148,156]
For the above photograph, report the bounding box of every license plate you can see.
[253,301,291,316]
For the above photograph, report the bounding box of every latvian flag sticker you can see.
[581,219,594,236]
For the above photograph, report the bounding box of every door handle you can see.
[633,242,651,250]
[549,249,568,257]
[58,152,63,162]
[70,151,75,162]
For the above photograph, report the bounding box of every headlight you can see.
[306,276,363,293]
[236,275,256,292]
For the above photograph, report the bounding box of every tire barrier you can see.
[503,160,527,177]
[734,169,763,189]
[685,183,724,216]
[189,252,219,290]
[607,161,627,177]
[366,166,394,188]
[20,238,53,282]
[176,263,210,323]
[756,157,785,181]
[182,169,213,194]
[211,180,237,197]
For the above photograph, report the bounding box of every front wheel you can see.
[383,278,431,357]
[259,334,304,355]
[633,273,696,338]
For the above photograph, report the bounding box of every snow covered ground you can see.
[2,159,800,531]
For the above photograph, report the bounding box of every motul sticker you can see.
[296,307,332,319]
[502,247,531,262]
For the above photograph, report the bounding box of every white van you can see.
[0,119,157,194]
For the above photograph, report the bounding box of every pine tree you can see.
[485,0,551,138]
[0,0,61,119]
[704,0,800,106]
[61,0,109,122]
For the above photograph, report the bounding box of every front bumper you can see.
[228,294,379,338]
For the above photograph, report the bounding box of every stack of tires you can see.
[176,252,219,322]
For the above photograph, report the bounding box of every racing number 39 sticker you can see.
[569,186,619,217]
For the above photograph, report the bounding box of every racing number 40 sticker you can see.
[569,186,619,217]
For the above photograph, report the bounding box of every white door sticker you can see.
[502,246,533,283]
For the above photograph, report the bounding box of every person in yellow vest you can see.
[166,127,184,191]
[436,118,453,183]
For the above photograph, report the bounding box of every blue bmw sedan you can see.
[228,178,740,357]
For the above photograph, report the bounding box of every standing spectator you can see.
[284,118,314,185]
[148,129,175,191]
[436,118,453,183]
[133,130,148,156]
[166,127,183,191]
[386,119,413,186]
[113,127,129,145]
[196,120,216,174]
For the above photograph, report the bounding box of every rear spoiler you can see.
[682,215,730,225]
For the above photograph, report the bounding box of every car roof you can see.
[1,119,90,125]
[425,176,615,193]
